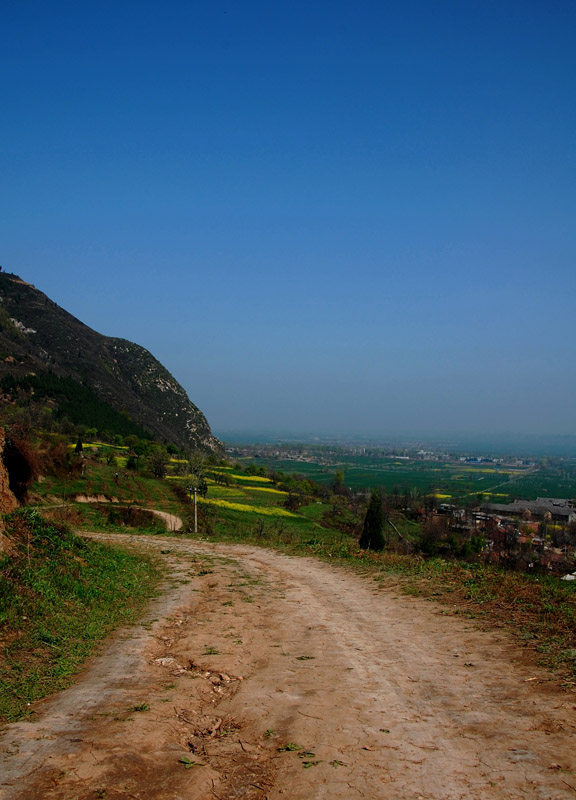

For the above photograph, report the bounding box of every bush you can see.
[359,489,385,551]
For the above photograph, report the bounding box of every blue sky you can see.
[2,0,575,438]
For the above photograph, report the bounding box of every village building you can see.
[481,497,576,525]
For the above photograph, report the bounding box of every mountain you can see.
[0,272,222,453]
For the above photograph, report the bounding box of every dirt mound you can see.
[74,493,119,503]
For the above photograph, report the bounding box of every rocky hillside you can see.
[0,273,221,453]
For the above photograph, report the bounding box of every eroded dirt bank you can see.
[1,534,575,800]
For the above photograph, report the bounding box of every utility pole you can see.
[187,484,199,534]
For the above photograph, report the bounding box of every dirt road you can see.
[1,534,575,799]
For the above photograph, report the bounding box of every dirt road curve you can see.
[1,534,575,800]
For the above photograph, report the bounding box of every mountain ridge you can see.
[0,272,221,453]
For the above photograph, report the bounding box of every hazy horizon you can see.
[3,1,575,438]
[216,429,576,459]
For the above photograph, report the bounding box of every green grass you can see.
[0,509,161,723]
[298,502,328,521]
[206,501,344,545]
[33,459,183,514]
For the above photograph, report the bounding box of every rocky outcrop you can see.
[0,273,222,454]
[0,427,19,553]
[0,428,18,515]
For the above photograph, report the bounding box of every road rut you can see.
[1,534,575,799]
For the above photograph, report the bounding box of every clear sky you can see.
[2,0,575,438]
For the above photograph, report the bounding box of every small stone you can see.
[153,657,178,667]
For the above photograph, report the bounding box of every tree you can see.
[187,473,208,499]
[188,451,208,497]
[420,515,449,556]
[212,470,233,486]
[124,435,139,451]
[146,446,169,479]
[188,451,207,477]
[333,469,345,489]
[359,488,385,551]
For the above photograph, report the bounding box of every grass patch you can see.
[0,509,161,723]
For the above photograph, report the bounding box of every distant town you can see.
[225,439,576,578]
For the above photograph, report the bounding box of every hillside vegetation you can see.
[29,439,419,548]
[0,373,151,440]
[0,509,160,722]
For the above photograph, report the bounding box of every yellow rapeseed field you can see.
[230,474,272,483]
[210,470,272,483]
[245,486,288,496]
[198,498,296,517]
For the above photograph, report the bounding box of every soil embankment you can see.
[1,534,575,799]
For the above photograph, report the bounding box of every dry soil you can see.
[1,533,575,800]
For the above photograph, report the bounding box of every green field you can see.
[500,469,576,501]
[236,456,576,502]
[234,456,520,497]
